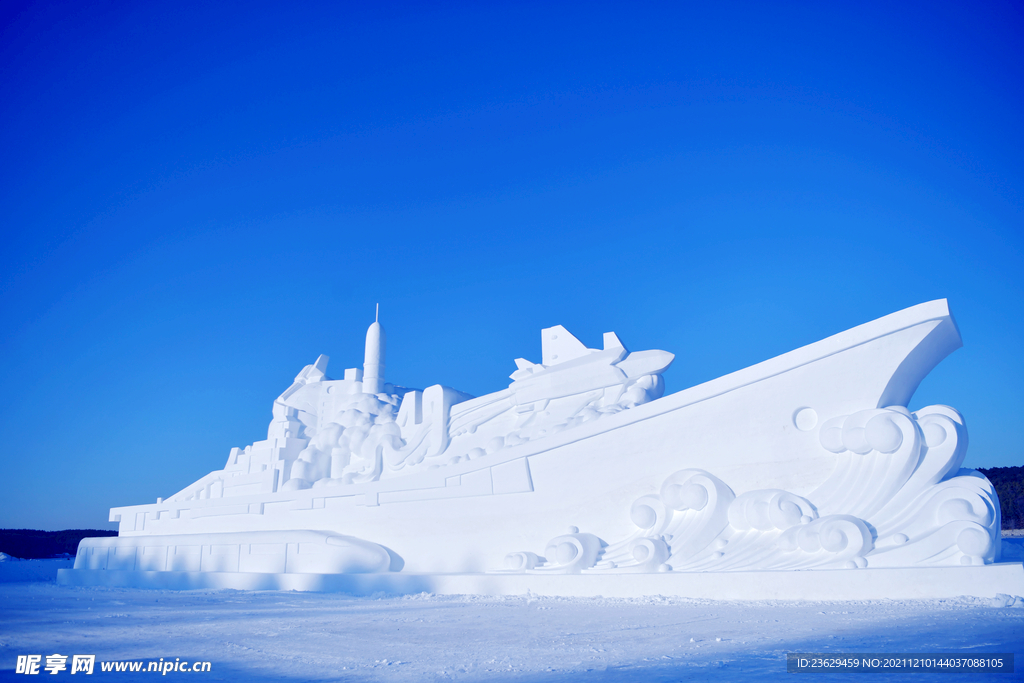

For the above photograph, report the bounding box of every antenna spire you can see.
[375,303,379,323]
[364,304,386,394]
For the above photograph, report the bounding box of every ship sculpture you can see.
[60,300,1020,597]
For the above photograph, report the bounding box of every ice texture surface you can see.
[1,577,1022,681]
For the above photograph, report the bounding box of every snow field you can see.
[1,579,1022,682]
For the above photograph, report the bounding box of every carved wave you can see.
[498,404,1001,573]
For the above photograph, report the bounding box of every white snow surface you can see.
[0,557,73,583]
[2,563,1023,681]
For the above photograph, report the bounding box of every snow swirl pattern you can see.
[502,404,1000,572]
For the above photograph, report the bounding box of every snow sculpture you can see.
[507,403,995,575]
[60,300,1022,597]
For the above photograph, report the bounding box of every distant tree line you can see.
[979,466,1024,530]
[0,529,117,559]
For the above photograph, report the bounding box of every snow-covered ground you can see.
[0,554,73,584]
[1,558,1023,681]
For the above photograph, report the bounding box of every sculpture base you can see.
[58,563,1024,600]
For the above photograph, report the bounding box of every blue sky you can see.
[1,1,1021,530]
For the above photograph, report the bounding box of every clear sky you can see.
[1,1,1021,530]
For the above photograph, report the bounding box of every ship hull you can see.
[62,300,1017,592]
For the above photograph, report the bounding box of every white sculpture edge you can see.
[58,299,1024,598]
[58,563,1024,600]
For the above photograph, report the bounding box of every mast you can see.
[363,305,386,393]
